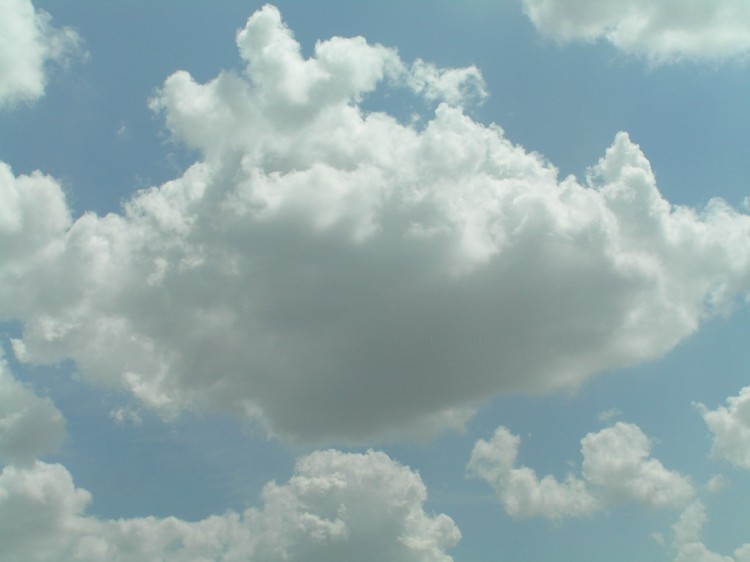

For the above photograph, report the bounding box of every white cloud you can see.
[0,350,65,466]
[522,0,750,63]
[0,0,82,107]
[467,422,693,519]
[671,501,750,562]
[0,450,459,562]
[698,386,750,469]
[580,422,694,507]
[466,426,599,518]
[2,5,750,444]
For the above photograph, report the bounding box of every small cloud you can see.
[468,422,693,520]
[108,406,142,426]
[597,407,622,423]
[115,121,130,139]
[698,386,750,470]
[0,0,84,108]
[706,474,729,493]
[650,532,665,546]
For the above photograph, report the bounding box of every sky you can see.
[1,0,750,560]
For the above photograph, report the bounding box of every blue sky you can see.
[1,1,750,561]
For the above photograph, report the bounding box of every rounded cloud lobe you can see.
[522,0,750,63]
[467,422,693,519]
[0,450,459,562]
[2,5,750,443]
[0,0,82,107]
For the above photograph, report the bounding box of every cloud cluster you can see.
[0,0,81,107]
[2,5,750,444]
[699,386,750,470]
[522,0,750,63]
[0,445,458,561]
[467,422,693,519]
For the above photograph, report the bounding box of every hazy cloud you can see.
[523,0,750,63]
[468,422,693,519]
[0,450,459,562]
[2,5,750,444]
[0,0,82,107]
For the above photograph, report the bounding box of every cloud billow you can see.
[2,5,750,444]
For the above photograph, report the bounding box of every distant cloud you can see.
[522,0,750,63]
[0,450,459,561]
[698,386,750,470]
[0,0,82,107]
[2,5,750,444]
[468,422,693,519]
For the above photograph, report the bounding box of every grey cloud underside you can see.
[2,5,750,443]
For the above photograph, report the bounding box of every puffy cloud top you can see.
[0,0,81,107]
[2,5,750,444]
[0,450,459,562]
[468,423,693,519]
[523,0,750,63]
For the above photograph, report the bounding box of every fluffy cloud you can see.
[0,350,65,466]
[2,5,750,444]
[467,422,693,519]
[522,0,750,63]
[0,0,81,107]
[0,450,459,562]
[698,386,750,469]
[671,501,750,562]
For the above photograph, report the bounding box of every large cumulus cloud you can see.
[522,0,750,63]
[2,5,750,443]
[0,0,81,107]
